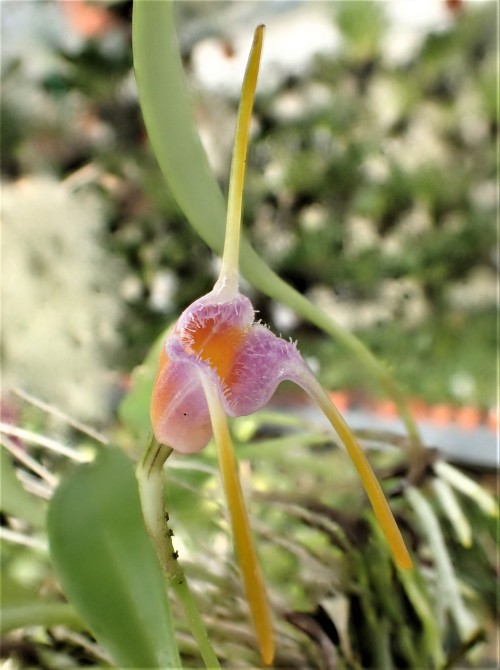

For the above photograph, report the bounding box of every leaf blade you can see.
[47,446,181,669]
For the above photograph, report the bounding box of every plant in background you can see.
[1,178,123,421]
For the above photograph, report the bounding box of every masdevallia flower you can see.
[151,290,309,453]
[150,25,411,666]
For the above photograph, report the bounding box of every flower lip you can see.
[221,322,307,417]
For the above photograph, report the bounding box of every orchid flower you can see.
[150,26,412,666]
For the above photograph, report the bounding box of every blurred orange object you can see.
[428,404,454,427]
[445,0,463,16]
[487,408,499,433]
[455,406,482,430]
[377,399,398,418]
[408,397,429,421]
[328,391,350,412]
[59,0,117,39]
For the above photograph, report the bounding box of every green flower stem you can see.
[132,0,424,459]
[136,436,221,670]
[1,603,83,634]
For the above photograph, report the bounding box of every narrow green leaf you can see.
[47,447,181,669]
[397,564,445,668]
[432,477,472,548]
[434,461,499,517]
[0,446,46,528]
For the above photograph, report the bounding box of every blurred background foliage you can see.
[1,1,498,669]
[1,0,497,416]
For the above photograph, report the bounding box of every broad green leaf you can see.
[0,446,46,528]
[47,447,181,669]
[131,0,421,445]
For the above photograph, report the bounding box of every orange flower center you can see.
[181,318,248,382]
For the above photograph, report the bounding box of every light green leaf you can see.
[47,446,181,669]
[397,564,444,668]
[432,477,472,548]
[434,460,499,518]
[406,486,476,640]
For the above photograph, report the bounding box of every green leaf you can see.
[397,562,445,668]
[0,446,46,528]
[47,446,181,669]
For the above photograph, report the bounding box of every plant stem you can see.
[1,603,84,634]
[136,436,221,670]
